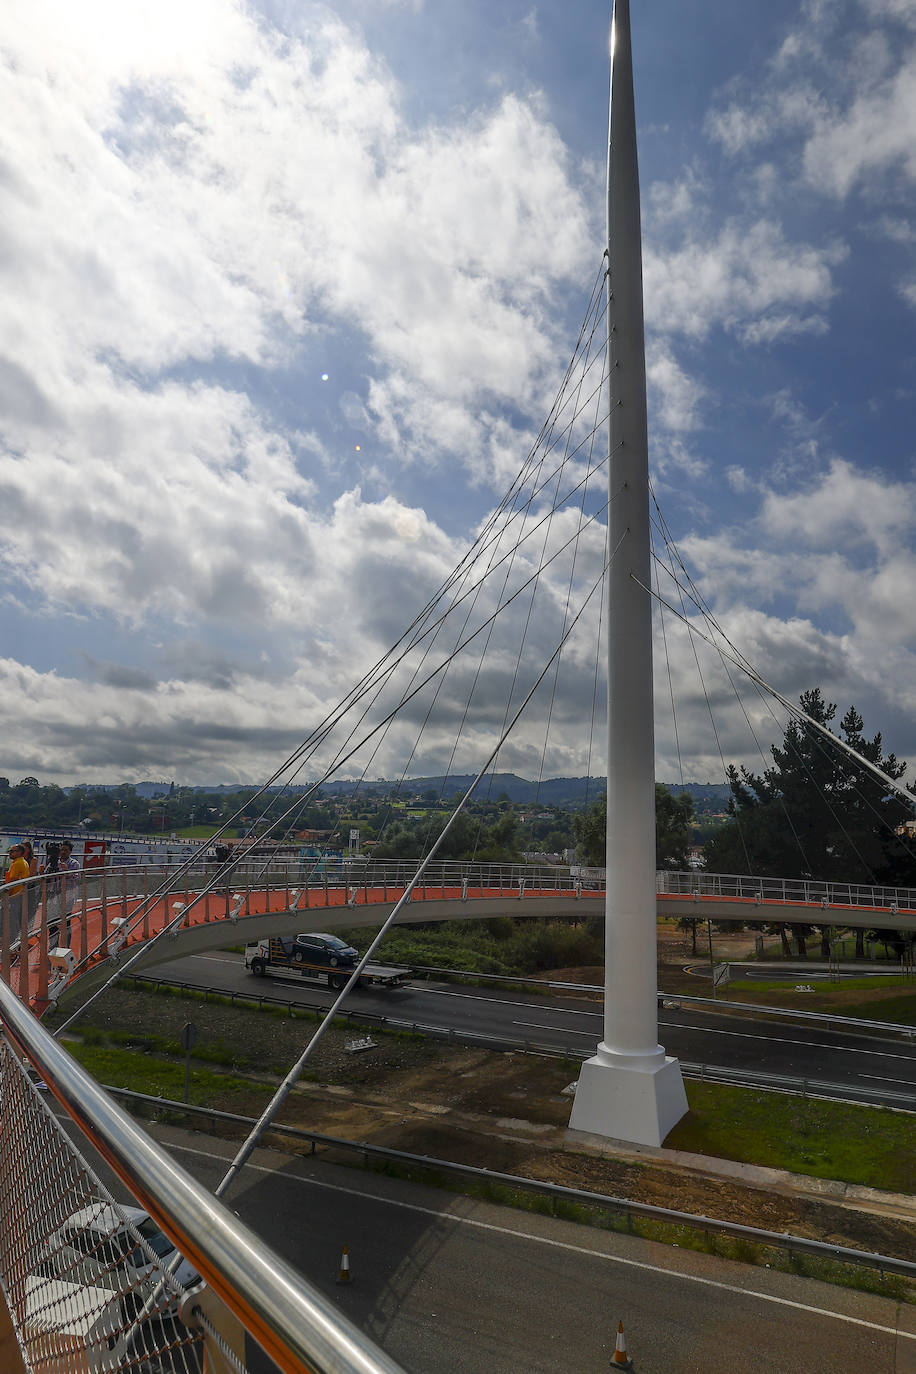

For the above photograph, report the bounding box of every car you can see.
[287,933,359,968]
[43,1203,199,1321]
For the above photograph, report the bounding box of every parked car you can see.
[42,1203,198,1321]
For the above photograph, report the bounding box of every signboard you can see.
[82,840,107,869]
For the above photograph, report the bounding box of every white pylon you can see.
[568,0,688,1147]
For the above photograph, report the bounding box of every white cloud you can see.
[644,220,846,342]
[646,343,705,433]
[0,0,593,642]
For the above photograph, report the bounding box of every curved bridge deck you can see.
[3,861,915,1013]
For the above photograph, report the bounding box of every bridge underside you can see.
[54,891,916,1009]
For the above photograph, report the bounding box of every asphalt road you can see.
[144,1123,916,1374]
[142,949,916,1110]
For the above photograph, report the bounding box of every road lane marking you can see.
[658,1020,916,1064]
[512,1020,599,1036]
[168,1140,916,1342]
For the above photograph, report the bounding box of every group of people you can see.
[3,838,80,948]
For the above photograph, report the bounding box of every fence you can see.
[0,976,405,1374]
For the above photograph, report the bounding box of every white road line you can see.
[658,1019,916,1063]
[422,987,601,1014]
[168,1140,915,1343]
[182,953,242,964]
[512,1019,597,1037]
[854,1072,916,1086]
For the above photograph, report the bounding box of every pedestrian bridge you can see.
[2,855,915,1374]
[4,858,915,1016]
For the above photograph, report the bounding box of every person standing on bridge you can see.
[4,843,30,941]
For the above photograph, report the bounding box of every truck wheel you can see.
[330,973,346,990]
[294,949,306,963]
[251,959,266,977]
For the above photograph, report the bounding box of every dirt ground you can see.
[68,977,916,1266]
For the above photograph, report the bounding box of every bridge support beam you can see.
[568,0,687,1148]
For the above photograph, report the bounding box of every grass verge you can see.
[670,1082,914,1193]
[725,977,916,1025]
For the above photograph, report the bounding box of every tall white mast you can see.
[568,0,688,1147]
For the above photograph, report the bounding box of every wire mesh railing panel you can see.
[0,1041,203,1374]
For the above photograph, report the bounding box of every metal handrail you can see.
[5,859,916,912]
[6,856,916,910]
[0,977,405,1374]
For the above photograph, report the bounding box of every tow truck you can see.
[244,932,410,990]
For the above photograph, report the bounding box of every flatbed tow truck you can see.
[244,932,410,990]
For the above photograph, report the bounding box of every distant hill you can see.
[70,775,731,811]
[270,774,731,810]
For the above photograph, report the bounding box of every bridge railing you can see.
[0,976,406,1374]
[4,858,916,1015]
[656,869,916,912]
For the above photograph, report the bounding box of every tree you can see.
[656,784,693,870]
[703,689,913,887]
[572,785,693,868]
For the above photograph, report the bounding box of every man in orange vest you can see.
[5,843,30,938]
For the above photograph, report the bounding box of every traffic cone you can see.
[336,1246,351,1284]
[611,1319,632,1369]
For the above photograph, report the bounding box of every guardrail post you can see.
[143,869,150,941]
[121,868,128,933]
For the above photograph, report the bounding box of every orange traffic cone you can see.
[611,1319,632,1369]
[336,1246,351,1284]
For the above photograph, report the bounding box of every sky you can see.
[1,0,915,791]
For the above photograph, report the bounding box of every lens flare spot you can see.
[321,373,329,382]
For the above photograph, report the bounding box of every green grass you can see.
[66,1042,272,1106]
[726,977,916,1025]
[668,1082,915,1193]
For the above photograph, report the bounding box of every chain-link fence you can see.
[0,1040,203,1374]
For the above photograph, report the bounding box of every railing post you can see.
[143,869,150,941]
[78,873,88,966]
[121,868,128,936]
[36,879,49,1004]
[100,869,109,955]
[17,896,29,1006]
[0,892,9,988]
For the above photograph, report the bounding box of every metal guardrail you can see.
[121,975,916,1111]
[406,964,916,1037]
[0,977,406,1374]
[104,1088,916,1283]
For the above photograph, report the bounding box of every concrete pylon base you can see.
[567,1052,688,1147]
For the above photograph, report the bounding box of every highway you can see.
[140,950,916,1111]
[138,1122,916,1373]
